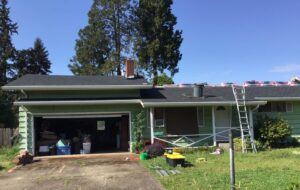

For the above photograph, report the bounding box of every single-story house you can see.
[2,63,300,155]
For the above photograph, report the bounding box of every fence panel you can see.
[0,127,16,147]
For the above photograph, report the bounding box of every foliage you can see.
[0,146,20,171]
[145,143,164,158]
[135,0,183,85]
[69,0,134,76]
[150,73,174,86]
[255,116,293,148]
[132,110,145,153]
[141,147,300,190]
[0,0,18,85]
[13,38,52,78]
[233,137,266,151]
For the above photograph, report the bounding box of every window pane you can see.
[198,107,204,127]
[258,103,271,112]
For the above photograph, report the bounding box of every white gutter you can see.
[14,99,143,106]
[141,101,267,108]
[255,97,300,101]
[2,85,153,91]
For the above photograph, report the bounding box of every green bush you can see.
[234,138,266,151]
[255,116,294,148]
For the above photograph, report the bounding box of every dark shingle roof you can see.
[5,74,148,86]
[141,86,300,103]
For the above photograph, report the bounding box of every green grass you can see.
[0,146,20,172]
[141,148,300,190]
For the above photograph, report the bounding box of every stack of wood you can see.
[13,150,33,165]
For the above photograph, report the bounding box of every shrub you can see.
[145,143,165,158]
[255,116,292,148]
[132,110,146,153]
[234,138,266,151]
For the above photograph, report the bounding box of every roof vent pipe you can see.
[193,83,205,97]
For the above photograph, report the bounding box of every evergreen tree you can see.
[0,0,17,86]
[135,0,183,85]
[69,0,134,76]
[68,3,110,75]
[31,38,52,74]
[13,38,52,78]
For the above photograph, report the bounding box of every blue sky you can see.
[9,0,300,84]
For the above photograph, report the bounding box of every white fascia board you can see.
[141,101,267,108]
[255,97,300,101]
[14,99,142,106]
[2,85,152,91]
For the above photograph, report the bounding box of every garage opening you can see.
[33,114,130,156]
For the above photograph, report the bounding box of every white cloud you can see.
[270,64,300,73]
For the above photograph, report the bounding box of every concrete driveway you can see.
[0,154,164,190]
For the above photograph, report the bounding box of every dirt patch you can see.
[0,156,164,190]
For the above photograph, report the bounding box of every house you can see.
[2,62,300,155]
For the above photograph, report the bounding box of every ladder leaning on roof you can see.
[231,85,257,153]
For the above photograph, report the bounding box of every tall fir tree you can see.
[135,0,183,85]
[13,38,52,78]
[68,2,110,75]
[0,0,17,128]
[0,0,17,86]
[31,38,52,74]
[69,0,134,76]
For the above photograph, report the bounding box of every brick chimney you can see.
[125,59,135,78]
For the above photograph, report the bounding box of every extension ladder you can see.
[232,85,257,153]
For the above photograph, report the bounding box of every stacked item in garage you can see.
[37,130,58,156]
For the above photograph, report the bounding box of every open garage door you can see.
[33,113,130,156]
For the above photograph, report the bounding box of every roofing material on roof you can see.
[2,74,151,90]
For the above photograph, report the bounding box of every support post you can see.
[212,106,217,146]
[150,107,154,144]
[249,108,254,139]
[229,128,236,190]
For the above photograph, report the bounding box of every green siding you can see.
[254,101,300,137]
[26,89,141,99]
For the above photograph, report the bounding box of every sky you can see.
[8,0,300,84]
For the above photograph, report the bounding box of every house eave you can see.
[255,97,300,101]
[2,85,153,91]
[14,99,143,106]
[141,101,267,108]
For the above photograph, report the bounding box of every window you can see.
[197,107,204,128]
[286,103,293,112]
[258,102,292,113]
[154,108,165,128]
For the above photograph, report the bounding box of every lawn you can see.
[0,146,19,172]
[141,147,300,190]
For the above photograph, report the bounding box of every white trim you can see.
[142,101,267,107]
[14,99,142,106]
[42,114,122,119]
[2,85,153,91]
[211,106,216,146]
[255,97,300,101]
[150,108,154,144]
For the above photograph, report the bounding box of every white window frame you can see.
[154,108,165,128]
[197,107,205,128]
[286,103,293,112]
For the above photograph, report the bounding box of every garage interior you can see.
[34,114,130,156]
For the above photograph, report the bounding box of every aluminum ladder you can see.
[232,85,257,153]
